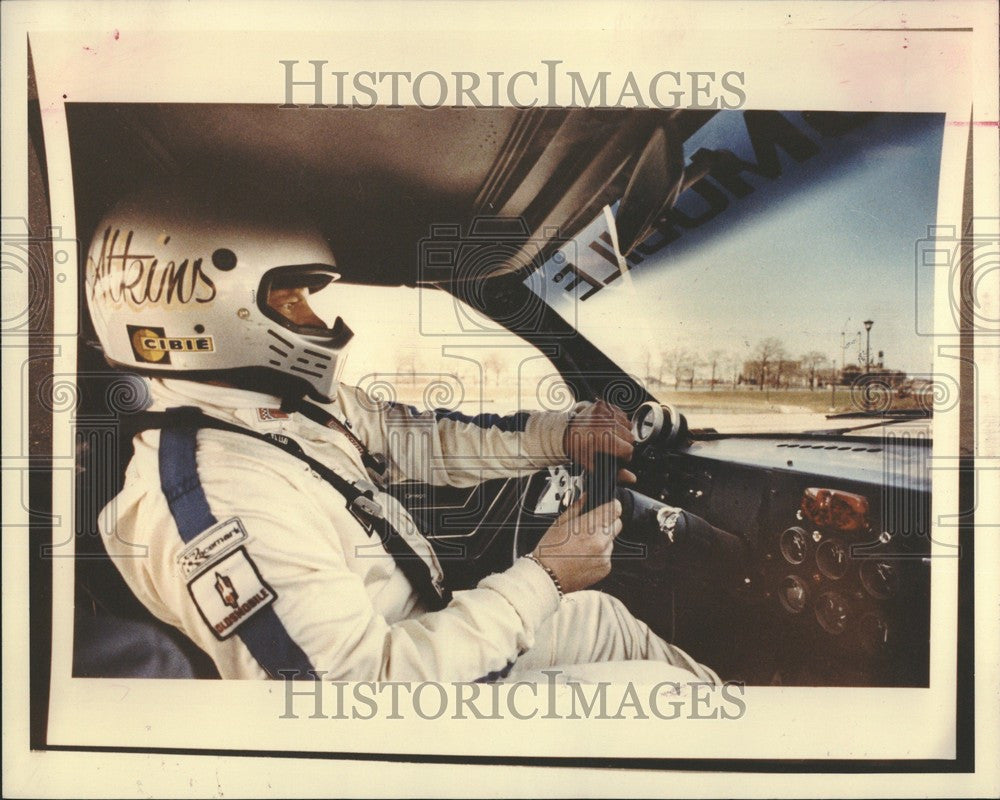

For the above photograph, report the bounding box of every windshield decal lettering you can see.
[538,111,879,306]
[625,111,872,268]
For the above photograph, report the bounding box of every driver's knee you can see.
[556,590,655,660]
[563,591,717,681]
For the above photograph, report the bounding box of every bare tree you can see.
[706,349,725,391]
[655,348,670,386]
[725,353,742,389]
[752,337,786,391]
[661,347,697,390]
[774,358,802,389]
[685,355,703,388]
[639,345,656,386]
[800,350,827,391]
[482,352,504,386]
[396,350,419,384]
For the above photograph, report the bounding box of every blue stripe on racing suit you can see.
[474,660,516,683]
[158,426,316,680]
[432,408,531,432]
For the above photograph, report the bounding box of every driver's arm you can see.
[338,387,634,488]
[107,435,615,682]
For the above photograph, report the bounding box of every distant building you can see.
[839,364,907,387]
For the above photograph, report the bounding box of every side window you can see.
[321,283,572,417]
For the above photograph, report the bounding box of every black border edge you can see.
[27,34,55,753]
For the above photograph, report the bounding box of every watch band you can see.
[524,553,564,599]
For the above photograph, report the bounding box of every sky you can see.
[540,111,946,378]
[320,110,946,400]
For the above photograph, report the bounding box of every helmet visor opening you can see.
[259,265,353,346]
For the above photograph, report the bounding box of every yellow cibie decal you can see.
[131,327,168,362]
[134,330,215,360]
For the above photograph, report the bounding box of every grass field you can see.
[650,386,924,415]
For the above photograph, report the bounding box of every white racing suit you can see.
[100,378,718,684]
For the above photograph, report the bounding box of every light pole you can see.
[863,319,874,374]
[830,357,837,409]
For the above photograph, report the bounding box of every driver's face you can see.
[266,286,326,328]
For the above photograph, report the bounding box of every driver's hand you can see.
[532,494,623,593]
[563,400,636,484]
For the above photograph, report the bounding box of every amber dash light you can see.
[800,487,870,534]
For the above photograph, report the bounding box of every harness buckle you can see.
[350,479,383,519]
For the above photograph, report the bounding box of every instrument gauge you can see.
[630,402,686,448]
[816,539,850,580]
[858,612,892,656]
[779,527,809,565]
[815,591,850,635]
[860,560,900,599]
[631,402,664,444]
[778,575,809,614]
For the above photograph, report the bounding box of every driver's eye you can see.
[268,287,305,309]
[267,286,326,328]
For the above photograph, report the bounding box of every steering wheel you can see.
[578,451,748,581]
[584,452,621,512]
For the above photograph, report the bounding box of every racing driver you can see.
[87,185,718,684]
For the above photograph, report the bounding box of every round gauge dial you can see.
[631,402,664,444]
[858,612,892,656]
[815,591,850,635]
[859,560,900,599]
[816,538,850,579]
[779,527,809,565]
[778,575,809,614]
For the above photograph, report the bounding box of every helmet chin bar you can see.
[263,324,342,391]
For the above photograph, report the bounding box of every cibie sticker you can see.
[187,546,276,640]
[127,324,215,364]
[177,517,248,578]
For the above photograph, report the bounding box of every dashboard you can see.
[395,402,932,687]
[640,431,931,687]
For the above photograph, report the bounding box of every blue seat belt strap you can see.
[158,426,316,680]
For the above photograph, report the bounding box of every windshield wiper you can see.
[805,408,932,436]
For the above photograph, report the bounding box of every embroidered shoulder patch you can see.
[187,546,276,640]
[176,517,249,578]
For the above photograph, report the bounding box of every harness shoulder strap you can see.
[124,407,449,609]
[130,408,371,503]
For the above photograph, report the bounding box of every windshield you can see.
[317,282,570,417]
[526,110,944,435]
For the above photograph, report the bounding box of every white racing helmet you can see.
[85,185,353,401]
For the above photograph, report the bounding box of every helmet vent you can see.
[267,328,296,359]
[303,348,332,362]
[295,355,328,372]
[267,328,295,348]
[291,365,324,379]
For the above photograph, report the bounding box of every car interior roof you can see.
[64,104,707,287]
